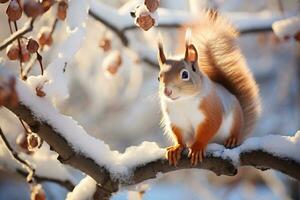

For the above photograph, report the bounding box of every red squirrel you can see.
[157,12,261,166]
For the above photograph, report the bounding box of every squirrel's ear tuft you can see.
[157,41,166,66]
[184,44,198,63]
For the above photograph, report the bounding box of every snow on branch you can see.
[26,0,90,103]
[0,126,76,191]
[0,18,35,51]
[89,0,286,34]
[89,0,291,68]
[272,16,300,41]
[2,78,300,199]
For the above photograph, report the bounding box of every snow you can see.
[7,78,300,179]
[66,176,97,200]
[220,131,300,166]
[26,0,89,104]
[0,137,76,184]
[16,78,166,179]
[228,12,285,32]
[134,4,159,28]
[272,16,300,39]
[239,131,300,162]
[0,107,76,184]
[90,0,132,29]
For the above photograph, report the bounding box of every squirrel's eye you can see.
[180,70,189,80]
[158,76,160,81]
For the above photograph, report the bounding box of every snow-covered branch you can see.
[2,78,300,199]
[0,125,76,191]
[0,18,35,51]
[272,16,300,41]
[88,0,290,68]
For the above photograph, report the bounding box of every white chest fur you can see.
[160,82,237,146]
[161,95,205,145]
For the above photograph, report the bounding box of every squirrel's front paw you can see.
[188,146,206,166]
[166,144,184,166]
[224,136,238,148]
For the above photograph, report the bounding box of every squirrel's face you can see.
[157,42,203,101]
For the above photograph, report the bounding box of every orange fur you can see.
[225,100,244,148]
[171,124,184,145]
[193,86,223,149]
[167,125,185,165]
[190,12,261,136]
[189,87,223,165]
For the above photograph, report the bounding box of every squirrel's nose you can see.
[164,87,172,96]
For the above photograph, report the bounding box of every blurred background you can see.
[0,0,299,199]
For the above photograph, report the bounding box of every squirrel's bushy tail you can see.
[191,11,261,136]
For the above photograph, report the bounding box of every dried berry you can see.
[6,43,20,60]
[0,77,18,107]
[16,133,31,154]
[38,31,53,47]
[36,85,46,97]
[27,133,41,151]
[283,35,290,40]
[23,0,43,18]
[31,184,46,200]
[27,38,39,53]
[136,14,155,31]
[105,52,122,75]
[20,45,31,62]
[294,31,300,42]
[99,38,111,52]
[6,0,23,21]
[41,0,54,12]
[57,0,68,20]
[0,0,9,3]
[144,0,159,12]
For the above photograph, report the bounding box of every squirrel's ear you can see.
[158,42,166,66]
[184,44,198,63]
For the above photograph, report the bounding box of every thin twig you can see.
[0,126,35,183]
[0,18,35,51]
[19,117,31,134]
[14,21,24,80]
[25,19,58,76]
[8,19,13,34]
[277,0,284,14]
[16,169,75,191]
[37,53,44,76]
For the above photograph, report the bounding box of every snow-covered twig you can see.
[0,126,35,183]
[89,0,289,68]
[0,18,35,51]
[0,126,75,190]
[272,16,300,40]
[66,176,97,200]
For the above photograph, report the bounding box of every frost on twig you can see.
[272,16,300,42]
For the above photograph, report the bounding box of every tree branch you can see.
[0,126,75,190]
[3,99,300,199]
[0,126,35,183]
[16,169,75,191]
[88,3,285,69]
[0,18,35,51]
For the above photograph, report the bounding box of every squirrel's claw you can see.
[188,148,205,166]
[166,144,184,166]
[224,136,238,148]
